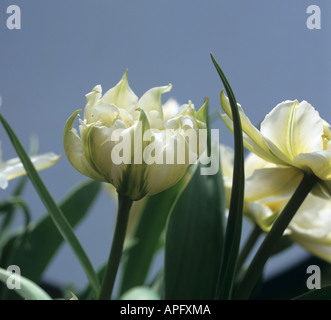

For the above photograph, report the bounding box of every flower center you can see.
[322,124,331,150]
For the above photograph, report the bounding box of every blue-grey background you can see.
[0,0,330,293]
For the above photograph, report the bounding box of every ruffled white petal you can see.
[294,151,331,180]
[63,110,106,181]
[101,70,138,112]
[260,100,324,161]
[244,167,304,202]
[137,84,172,129]
[0,173,8,189]
[1,152,60,181]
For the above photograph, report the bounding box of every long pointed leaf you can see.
[210,54,245,299]
[0,267,51,300]
[1,181,101,287]
[164,146,226,299]
[0,113,100,296]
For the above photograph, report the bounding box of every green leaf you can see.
[0,267,51,300]
[0,113,100,296]
[164,145,226,299]
[119,175,189,295]
[1,180,101,286]
[210,54,245,299]
[0,177,28,258]
[120,286,160,300]
[292,285,331,300]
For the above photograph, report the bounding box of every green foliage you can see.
[164,148,226,299]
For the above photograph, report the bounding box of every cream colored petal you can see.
[244,152,276,178]
[63,110,106,182]
[244,167,304,202]
[289,195,331,262]
[84,85,102,123]
[220,112,284,165]
[114,111,151,200]
[260,100,324,161]
[291,195,331,242]
[244,201,276,232]
[2,152,60,181]
[137,84,172,123]
[0,173,8,189]
[220,91,282,164]
[87,104,120,126]
[163,98,180,122]
[293,240,331,263]
[294,151,331,180]
[101,70,138,111]
[311,180,331,199]
[219,144,234,180]
[144,132,189,196]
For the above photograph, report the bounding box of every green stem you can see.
[235,224,262,278]
[234,173,319,300]
[98,194,133,300]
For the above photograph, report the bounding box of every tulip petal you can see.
[311,180,331,199]
[0,173,8,189]
[244,167,304,201]
[145,132,189,196]
[244,201,277,232]
[63,110,106,181]
[137,84,172,126]
[294,151,331,180]
[220,112,284,165]
[163,98,180,122]
[84,85,102,123]
[2,152,60,181]
[220,91,284,165]
[260,100,324,161]
[244,152,279,179]
[290,195,331,262]
[219,144,234,180]
[101,70,138,111]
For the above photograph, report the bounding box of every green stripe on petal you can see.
[63,110,106,182]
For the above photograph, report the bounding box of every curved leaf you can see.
[0,267,51,300]
[0,113,100,296]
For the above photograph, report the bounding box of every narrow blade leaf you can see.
[210,53,245,299]
[2,181,101,286]
[0,113,100,296]
[164,146,226,299]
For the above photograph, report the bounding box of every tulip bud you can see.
[64,71,208,200]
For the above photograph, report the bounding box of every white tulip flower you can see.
[64,71,208,200]
[220,91,331,198]
[221,146,331,262]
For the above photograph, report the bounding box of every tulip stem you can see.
[235,224,262,278]
[234,173,319,300]
[98,194,133,300]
